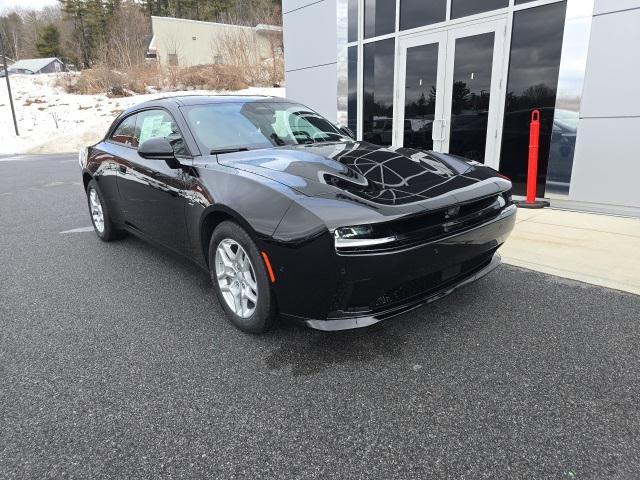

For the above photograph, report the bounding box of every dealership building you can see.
[282,0,640,216]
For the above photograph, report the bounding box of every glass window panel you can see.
[400,0,446,31]
[499,1,567,196]
[348,0,358,42]
[448,33,495,163]
[348,46,358,134]
[403,43,439,150]
[110,114,138,147]
[364,0,396,39]
[363,38,395,145]
[185,103,343,151]
[136,109,187,156]
[451,0,508,19]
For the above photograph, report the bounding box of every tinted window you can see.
[363,38,395,146]
[348,0,358,42]
[499,1,567,196]
[348,46,358,134]
[185,102,346,152]
[135,110,187,156]
[400,0,446,31]
[448,32,495,163]
[403,42,439,150]
[110,114,138,147]
[364,0,395,39]
[451,0,508,19]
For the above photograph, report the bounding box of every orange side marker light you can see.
[261,251,276,283]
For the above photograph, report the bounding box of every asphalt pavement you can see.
[1,154,639,479]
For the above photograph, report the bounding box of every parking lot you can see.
[1,154,639,479]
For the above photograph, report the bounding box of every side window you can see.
[110,114,139,147]
[135,109,187,156]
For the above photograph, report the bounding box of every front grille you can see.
[369,252,494,311]
[338,192,510,255]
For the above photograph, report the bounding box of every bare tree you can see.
[104,2,149,69]
[212,3,283,87]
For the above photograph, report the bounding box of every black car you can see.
[80,95,516,332]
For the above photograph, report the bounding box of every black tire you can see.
[86,179,125,242]
[209,221,276,333]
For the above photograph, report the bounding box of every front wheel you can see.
[86,179,124,242]
[209,221,276,333]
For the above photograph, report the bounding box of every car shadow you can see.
[262,321,407,376]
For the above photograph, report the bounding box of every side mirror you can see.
[138,137,180,168]
[338,125,355,140]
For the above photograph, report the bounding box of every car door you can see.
[115,108,192,254]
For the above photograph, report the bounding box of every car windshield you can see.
[184,101,349,152]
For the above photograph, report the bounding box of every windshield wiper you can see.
[210,147,249,155]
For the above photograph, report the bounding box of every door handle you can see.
[436,119,447,142]
[432,119,447,143]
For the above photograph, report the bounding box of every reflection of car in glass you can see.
[80,96,515,333]
[363,117,394,145]
[448,112,490,161]
[403,117,435,149]
[546,109,578,189]
[364,117,427,146]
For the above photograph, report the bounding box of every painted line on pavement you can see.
[60,226,94,234]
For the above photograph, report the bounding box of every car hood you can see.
[215,141,509,209]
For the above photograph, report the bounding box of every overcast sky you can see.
[0,0,58,13]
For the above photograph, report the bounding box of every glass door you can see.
[395,31,448,152]
[395,18,506,169]
[441,20,506,168]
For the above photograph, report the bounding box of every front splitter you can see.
[300,253,502,332]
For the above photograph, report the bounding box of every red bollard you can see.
[515,109,549,209]
[526,110,540,204]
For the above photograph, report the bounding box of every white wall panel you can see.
[594,0,640,15]
[283,0,337,72]
[570,117,640,208]
[282,0,322,14]
[580,8,640,118]
[285,63,338,121]
[570,5,640,211]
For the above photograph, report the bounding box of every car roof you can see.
[110,95,297,140]
[122,95,292,114]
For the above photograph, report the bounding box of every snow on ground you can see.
[0,73,285,155]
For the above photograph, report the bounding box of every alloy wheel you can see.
[215,238,258,318]
[89,188,105,233]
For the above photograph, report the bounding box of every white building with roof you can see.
[148,16,282,67]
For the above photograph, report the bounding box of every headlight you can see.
[335,225,374,239]
[334,225,397,250]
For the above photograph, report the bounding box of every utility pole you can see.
[1,37,19,136]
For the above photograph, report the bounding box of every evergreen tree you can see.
[36,25,62,57]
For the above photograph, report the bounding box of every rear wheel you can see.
[209,221,276,333]
[86,179,124,242]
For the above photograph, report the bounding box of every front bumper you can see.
[275,204,516,331]
[301,253,502,331]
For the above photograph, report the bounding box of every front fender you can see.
[186,165,298,269]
